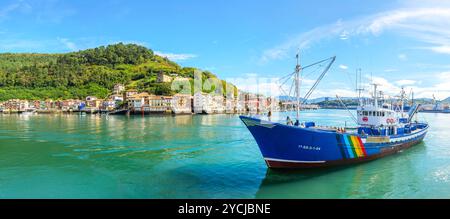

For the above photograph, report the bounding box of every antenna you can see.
[371,83,381,108]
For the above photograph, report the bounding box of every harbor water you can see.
[0,109,449,198]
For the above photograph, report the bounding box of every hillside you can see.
[0,43,237,101]
[442,97,450,103]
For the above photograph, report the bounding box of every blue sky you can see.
[1,0,450,99]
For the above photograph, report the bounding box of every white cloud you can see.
[398,54,408,61]
[0,1,32,21]
[395,79,418,86]
[227,76,281,97]
[227,71,450,100]
[354,73,450,100]
[154,51,197,61]
[339,64,348,70]
[260,21,349,62]
[260,7,450,62]
[58,38,77,51]
[226,73,328,98]
[429,46,450,54]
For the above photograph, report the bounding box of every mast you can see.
[295,52,302,120]
[372,83,379,108]
[401,86,405,116]
[356,68,364,106]
[277,54,335,120]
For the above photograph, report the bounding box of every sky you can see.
[1,0,450,99]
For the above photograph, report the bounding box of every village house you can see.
[44,99,57,110]
[113,84,125,95]
[33,100,44,110]
[225,98,238,114]
[193,92,213,114]
[3,99,21,111]
[109,94,124,102]
[2,99,31,112]
[243,93,258,113]
[102,99,117,111]
[235,93,246,113]
[85,96,102,109]
[212,95,225,114]
[147,95,173,113]
[127,92,152,110]
[127,92,174,113]
[123,89,138,102]
[157,72,173,83]
[60,99,82,111]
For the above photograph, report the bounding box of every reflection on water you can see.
[255,141,427,198]
[0,110,449,198]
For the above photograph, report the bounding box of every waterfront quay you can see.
[0,84,282,115]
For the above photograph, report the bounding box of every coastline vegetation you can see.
[0,43,237,101]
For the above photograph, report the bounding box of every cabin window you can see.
[382,112,385,117]
[364,111,368,116]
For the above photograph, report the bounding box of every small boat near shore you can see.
[240,54,428,169]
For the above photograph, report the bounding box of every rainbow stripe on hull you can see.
[336,135,367,159]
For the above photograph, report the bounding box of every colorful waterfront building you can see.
[225,98,236,113]
[4,99,20,111]
[193,92,213,114]
[127,92,152,110]
[123,89,138,102]
[147,95,173,113]
[60,99,80,111]
[113,84,125,95]
[85,96,103,110]
[102,99,117,111]
[171,94,192,114]
[212,95,226,114]
[109,94,124,102]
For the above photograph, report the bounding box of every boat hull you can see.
[240,116,428,169]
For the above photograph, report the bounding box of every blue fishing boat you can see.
[240,54,428,169]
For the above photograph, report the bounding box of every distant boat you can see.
[240,54,428,169]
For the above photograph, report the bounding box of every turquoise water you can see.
[0,109,449,198]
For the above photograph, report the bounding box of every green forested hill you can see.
[0,43,236,101]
